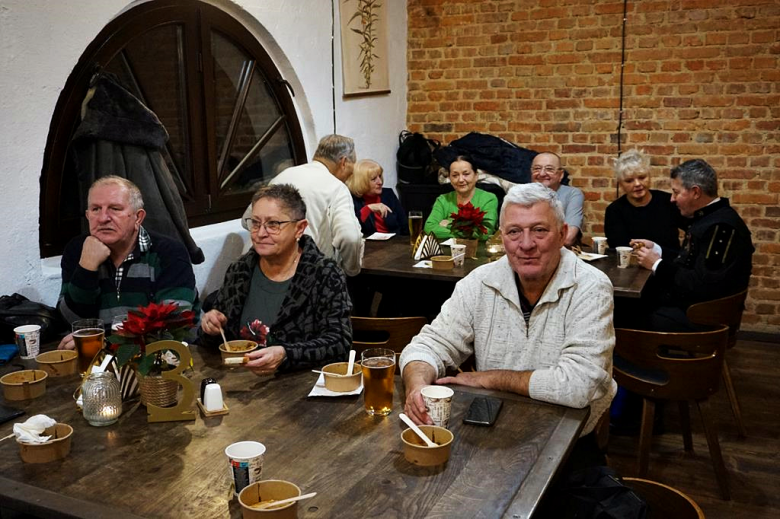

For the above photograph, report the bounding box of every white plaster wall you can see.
[0,0,407,306]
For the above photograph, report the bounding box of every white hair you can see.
[500,183,565,229]
[613,149,650,181]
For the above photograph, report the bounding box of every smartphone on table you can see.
[0,404,25,425]
[463,396,502,426]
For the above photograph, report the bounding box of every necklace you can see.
[262,248,301,282]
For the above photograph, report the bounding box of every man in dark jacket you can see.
[633,159,753,331]
[57,176,197,349]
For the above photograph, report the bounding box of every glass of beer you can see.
[361,348,396,416]
[408,211,423,246]
[72,319,105,376]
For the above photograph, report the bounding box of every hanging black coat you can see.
[70,72,204,264]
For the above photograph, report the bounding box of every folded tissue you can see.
[13,414,57,443]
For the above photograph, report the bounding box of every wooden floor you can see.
[607,339,780,518]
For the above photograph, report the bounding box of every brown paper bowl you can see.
[35,350,78,377]
[1,370,48,401]
[17,423,73,463]
[401,425,454,466]
[321,362,362,392]
[431,255,454,270]
[220,340,259,364]
[238,479,301,519]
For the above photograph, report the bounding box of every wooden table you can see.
[0,346,588,518]
[361,237,652,298]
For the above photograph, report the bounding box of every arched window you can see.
[40,0,305,257]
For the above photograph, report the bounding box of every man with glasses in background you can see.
[531,152,584,247]
[242,134,363,276]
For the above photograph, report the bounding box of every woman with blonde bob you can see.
[347,159,407,236]
[604,149,681,258]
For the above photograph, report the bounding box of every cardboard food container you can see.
[431,255,454,270]
[401,425,454,467]
[239,480,302,519]
[219,340,259,364]
[321,362,362,392]
[35,350,78,377]
[1,370,48,401]
[17,423,73,463]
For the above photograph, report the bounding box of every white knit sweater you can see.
[400,248,617,435]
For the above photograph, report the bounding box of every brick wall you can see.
[406,0,780,333]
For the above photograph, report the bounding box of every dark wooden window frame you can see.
[39,0,306,258]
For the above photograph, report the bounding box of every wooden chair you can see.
[624,478,705,519]
[613,325,731,500]
[686,289,749,437]
[350,316,427,356]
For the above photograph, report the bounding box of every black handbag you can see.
[396,130,441,185]
[0,293,66,344]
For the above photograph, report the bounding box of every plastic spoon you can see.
[219,327,230,351]
[251,492,317,510]
[400,413,437,448]
[311,370,346,377]
[347,350,356,375]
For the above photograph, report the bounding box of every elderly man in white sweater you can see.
[401,183,616,445]
[243,134,363,276]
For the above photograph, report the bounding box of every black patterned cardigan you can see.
[200,235,352,372]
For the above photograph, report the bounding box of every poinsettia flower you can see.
[448,202,488,239]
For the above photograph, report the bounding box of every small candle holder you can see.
[82,371,122,426]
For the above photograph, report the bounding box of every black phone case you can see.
[463,396,502,426]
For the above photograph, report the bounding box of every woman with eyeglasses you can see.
[199,184,351,375]
[423,155,498,241]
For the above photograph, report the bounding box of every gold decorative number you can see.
[144,340,196,423]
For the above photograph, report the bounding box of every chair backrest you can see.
[623,478,704,519]
[614,326,729,401]
[351,316,427,355]
[686,289,748,349]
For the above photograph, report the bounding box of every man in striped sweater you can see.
[57,176,196,349]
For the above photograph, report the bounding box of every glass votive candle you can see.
[82,371,122,426]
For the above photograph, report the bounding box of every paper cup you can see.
[421,385,454,428]
[450,244,466,267]
[14,325,41,360]
[616,246,632,269]
[592,237,607,255]
[226,441,266,496]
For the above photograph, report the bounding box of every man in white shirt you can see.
[400,183,616,439]
[243,134,363,276]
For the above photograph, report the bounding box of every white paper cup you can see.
[226,441,266,496]
[450,244,466,267]
[14,325,41,360]
[592,237,607,255]
[421,385,454,428]
[616,246,632,269]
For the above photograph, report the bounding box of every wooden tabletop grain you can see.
[361,237,651,298]
[0,346,588,519]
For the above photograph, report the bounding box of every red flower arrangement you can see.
[108,302,196,376]
[448,202,488,240]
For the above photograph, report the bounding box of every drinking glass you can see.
[72,318,105,376]
[408,211,423,246]
[361,348,396,416]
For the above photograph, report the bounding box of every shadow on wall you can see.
[196,232,250,303]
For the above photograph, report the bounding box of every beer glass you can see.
[361,348,396,416]
[72,319,105,376]
[408,211,423,246]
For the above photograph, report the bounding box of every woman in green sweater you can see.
[424,155,498,241]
